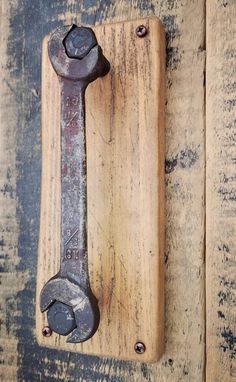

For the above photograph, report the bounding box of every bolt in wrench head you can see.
[48,25,110,83]
[47,301,76,336]
[63,25,97,59]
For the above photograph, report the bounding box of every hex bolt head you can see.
[42,326,52,337]
[136,25,148,38]
[134,341,146,354]
[47,301,77,336]
[63,25,98,59]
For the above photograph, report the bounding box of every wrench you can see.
[40,25,110,343]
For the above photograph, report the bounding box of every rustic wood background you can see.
[206,1,236,382]
[4,0,235,380]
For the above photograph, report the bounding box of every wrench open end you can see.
[40,277,85,312]
[48,25,110,83]
[40,277,99,342]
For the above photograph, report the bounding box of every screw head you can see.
[63,25,97,59]
[42,326,52,337]
[136,25,148,38]
[134,341,146,354]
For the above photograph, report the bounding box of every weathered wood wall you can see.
[206,1,236,381]
[0,1,205,381]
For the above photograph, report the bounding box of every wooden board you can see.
[206,1,236,381]
[0,0,205,380]
[36,17,165,363]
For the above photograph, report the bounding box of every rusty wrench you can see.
[40,25,110,343]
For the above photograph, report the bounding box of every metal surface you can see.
[47,301,76,336]
[40,24,110,343]
[63,25,97,59]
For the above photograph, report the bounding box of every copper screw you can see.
[134,341,146,354]
[136,25,148,38]
[42,326,52,337]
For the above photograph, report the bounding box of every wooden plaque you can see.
[36,17,165,362]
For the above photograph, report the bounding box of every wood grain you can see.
[206,1,236,381]
[0,0,205,380]
[36,17,165,363]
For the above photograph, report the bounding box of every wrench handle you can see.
[59,79,89,287]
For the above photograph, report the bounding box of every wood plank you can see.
[0,0,205,380]
[0,2,28,382]
[206,1,236,381]
[36,17,165,363]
